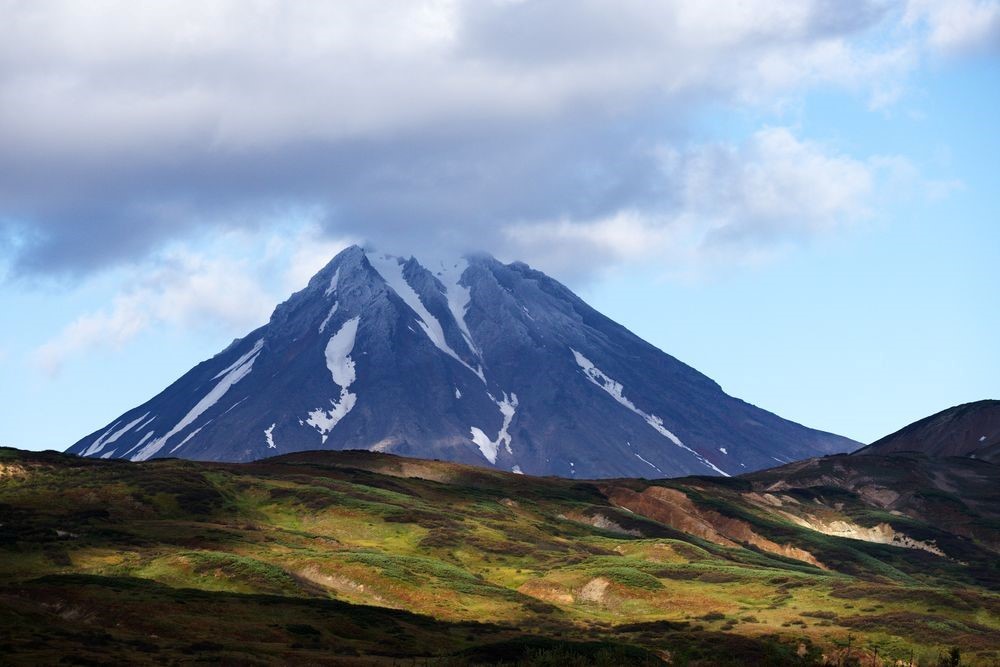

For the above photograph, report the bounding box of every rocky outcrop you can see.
[558,512,644,537]
[601,484,826,569]
[579,577,611,604]
[517,580,574,605]
[776,514,944,556]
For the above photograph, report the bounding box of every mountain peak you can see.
[311,243,367,280]
[67,247,858,475]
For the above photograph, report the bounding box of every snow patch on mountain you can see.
[132,339,263,461]
[170,426,205,454]
[212,338,264,380]
[306,317,360,443]
[87,420,121,450]
[323,317,359,387]
[324,268,340,297]
[634,452,662,474]
[318,302,339,333]
[122,431,154,457]
[135,414,156,432]
[470,427,496,463]
[625,442,662,474]
[495,392,518,456]
[265,423,276,449]
[571,348,729,476]
[369,253,485,382]
[571,349,683,446]
[222,398,247,417]
[82,411,150,457]
[436,258,479,358]
[470,392,519,464]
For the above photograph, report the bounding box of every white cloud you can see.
[32,224,354,375]
[0,1,983,288]
[505,127,898,275]
[33,253,268,376]
[34,294,150,377]
[0,1,904,155]
[505,211,673,272]
[906,0,1000,55]
[924,177,967,201]
[669,127,877,242]
[1,0,929,277]
[262,223,357,294]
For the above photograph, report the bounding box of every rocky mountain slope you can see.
[67,246,856,477]
[743,452,1000,565]
[2,445,998,665]
[855,400,1000,462]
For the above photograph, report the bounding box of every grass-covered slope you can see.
[1,447,998,665]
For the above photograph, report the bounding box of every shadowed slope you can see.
[856,400,1000,462]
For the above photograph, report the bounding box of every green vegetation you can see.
[1,447,998,665]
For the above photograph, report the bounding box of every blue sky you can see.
[0,1,997,450]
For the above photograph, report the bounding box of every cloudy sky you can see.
[1,0,997,450]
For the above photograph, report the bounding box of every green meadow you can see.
[1,447,997,665]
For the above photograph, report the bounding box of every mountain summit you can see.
[68,246,856,477]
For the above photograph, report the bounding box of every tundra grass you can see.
[1,447,998,664]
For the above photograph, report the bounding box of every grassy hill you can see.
[1,447,998,665]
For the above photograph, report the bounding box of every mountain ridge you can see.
[855,399,1000,462]
[67,245,857,476]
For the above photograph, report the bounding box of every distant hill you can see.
[743,451,1000,559]
[855,400,1000,462]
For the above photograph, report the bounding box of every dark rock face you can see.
[855,400,1000,462]
[67,246,857,477]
